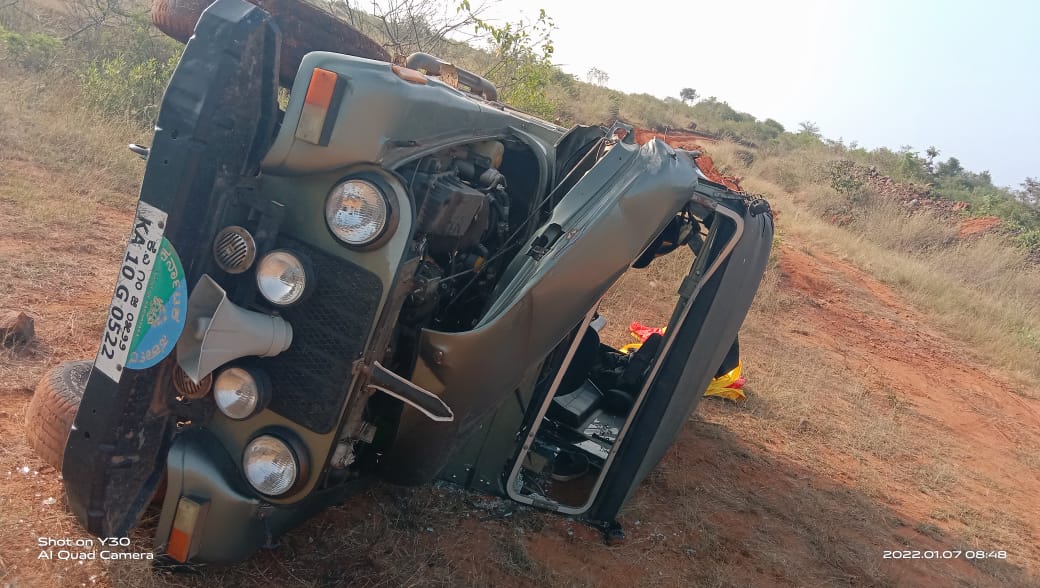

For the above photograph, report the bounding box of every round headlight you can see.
[213,367,268,420]
[256,250,309,306]
[325,179,389,246]
[243,435,299,496]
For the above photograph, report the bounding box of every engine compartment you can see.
[395,140,543,335]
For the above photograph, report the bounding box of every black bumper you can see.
[63,0,280,537]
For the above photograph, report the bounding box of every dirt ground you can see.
[2,79,1039,587]
[958,216,1003,238]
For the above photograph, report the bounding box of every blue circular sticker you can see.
[125,237,187,370]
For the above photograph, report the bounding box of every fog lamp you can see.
[256,250,309,306]
[213,367,268,420]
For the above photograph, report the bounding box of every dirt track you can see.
[744,242,1040,585]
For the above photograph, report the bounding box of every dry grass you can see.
[912,460,958,496]
[0,63,144,392]
[790,197,1040,387]
[597,247,692,348]
[1014,445,1040,472]
[721,152,1040,389]
[716,143,1040,586]
[0,61,152,588]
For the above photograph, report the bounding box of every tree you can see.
[925,146,940,174]
[798,120,821,138]
[936,156,963,177]
[763,118,785,134]
[586,67,609,86]
[898,151,927,182]
[467,7,558,119]
[62,0,134,42]
[1019,177,1040,207]
[333,0,492,55]
[679,87,699,104]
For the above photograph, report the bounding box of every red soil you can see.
[958,216,1002,238]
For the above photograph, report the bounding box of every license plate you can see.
[94,202,169,382]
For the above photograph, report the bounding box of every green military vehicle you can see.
[25,0,773,563]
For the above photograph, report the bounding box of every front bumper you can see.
[62,0,281,537]
[156,428,363,562]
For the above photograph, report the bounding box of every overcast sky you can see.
[470,0,1038,189]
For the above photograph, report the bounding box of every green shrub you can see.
[497,59,558,120]
[1,28,62,71]
[828,159,865,198]
[80,54,178,126]
[1018,229,1040,250]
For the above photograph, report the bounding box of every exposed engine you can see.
[398,140,527,335]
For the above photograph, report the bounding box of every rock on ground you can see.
[0,310,35,346]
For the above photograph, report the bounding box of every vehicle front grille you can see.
[261,237,383,433]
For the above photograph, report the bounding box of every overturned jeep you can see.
[25,0,773,563]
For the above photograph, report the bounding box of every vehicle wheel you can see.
[151,0,210,42]
[151,0,391,86]
[25,360,91,470]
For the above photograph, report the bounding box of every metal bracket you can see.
[364,361,453,422]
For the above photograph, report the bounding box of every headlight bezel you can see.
[255,248,314,307]
[242,429,309,498]
[212,365,270,421]
[324,172,398,250]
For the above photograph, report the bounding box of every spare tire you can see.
[151,0,210,42]
[25,360,91,470]
[151,0,391,86]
